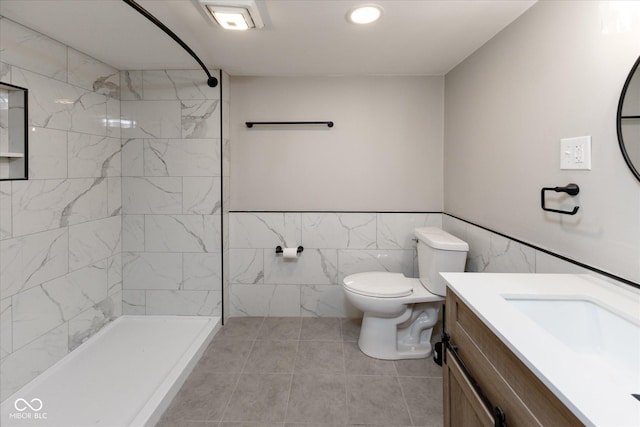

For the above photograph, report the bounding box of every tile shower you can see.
[0,16,230,401]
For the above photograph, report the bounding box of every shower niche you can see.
[0,82,28,181]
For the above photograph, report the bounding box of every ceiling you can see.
[0,0,536,76]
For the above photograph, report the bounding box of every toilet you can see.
[342,227,469,360]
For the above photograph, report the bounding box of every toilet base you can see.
[357,302,441,360]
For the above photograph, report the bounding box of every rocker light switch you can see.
[560,136,591,170]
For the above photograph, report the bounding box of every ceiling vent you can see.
[198,0,264,30]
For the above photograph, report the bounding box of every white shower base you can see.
[0,315,220,427]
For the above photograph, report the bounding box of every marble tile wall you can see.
[0,17,122,400]
[120,69,223,317]
[229,211,635,319]
[229,212,442,317]
[442,215,635,290]
[442,215,535,274]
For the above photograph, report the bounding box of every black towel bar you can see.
[246,121,333,128]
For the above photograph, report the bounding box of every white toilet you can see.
[342,227,469,360]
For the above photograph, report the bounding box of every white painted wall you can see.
[230,76,444,212]
[444,0,640,283]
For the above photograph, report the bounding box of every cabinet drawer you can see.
[446,289,582,426]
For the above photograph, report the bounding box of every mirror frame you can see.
[616,55,640,183]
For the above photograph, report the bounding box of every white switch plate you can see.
[560,136,591,170]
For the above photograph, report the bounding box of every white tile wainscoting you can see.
[442,215,637,289]
[228,212,443,317]
[228,211,636,318]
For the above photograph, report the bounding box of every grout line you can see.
[397,371,416,427]
[296,317,303,341]
[341,319,350,426]
[282,346,297,424]
[282,317,302,423]
[217,317,263,422]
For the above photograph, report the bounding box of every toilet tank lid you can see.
[414,227,469,252]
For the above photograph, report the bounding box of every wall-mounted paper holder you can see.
[541,183,580,215]
[275,246,304,254]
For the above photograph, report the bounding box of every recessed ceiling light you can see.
[347,4,383,25]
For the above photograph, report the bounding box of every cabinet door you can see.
[443,351,494,427]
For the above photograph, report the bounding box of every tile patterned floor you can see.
[157,317,443,427]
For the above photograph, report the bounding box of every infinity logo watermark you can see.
[9,398,47,420]
[14,398,43,412]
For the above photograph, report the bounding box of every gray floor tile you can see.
[221,423,284,427]
[215,317,264,340]
[161,316,444,427]
[394,357,442,378]
[222,373,292,423]
[243,340,298,373]
[399,377,443,427]
[300,317,341,341]
[258,317,302,340]
[156,420,221,427]
[285,373,347,425]
[197,339,254,373]
[185,423,221,427]
[340,318,362,342]
[284,424,338,427]
[160,372,238,423]
[346,375,412,426]
[294,340,344,374]
[344,341,397,376]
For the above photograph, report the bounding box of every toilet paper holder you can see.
[275,246,304,255]
[540,183,580,215]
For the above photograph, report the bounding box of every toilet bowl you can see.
[342,227,468,360]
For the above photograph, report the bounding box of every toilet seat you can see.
[343,272,413,298]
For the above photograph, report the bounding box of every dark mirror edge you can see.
[616,55,640,183]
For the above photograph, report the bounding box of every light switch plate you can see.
[560,136,591,170]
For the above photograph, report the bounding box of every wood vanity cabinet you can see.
[443,289,583,427]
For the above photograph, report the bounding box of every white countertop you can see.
[441,273,640,427]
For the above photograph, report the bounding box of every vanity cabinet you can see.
[443,289,583,427]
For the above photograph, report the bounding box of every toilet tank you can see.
[414,227,469,296]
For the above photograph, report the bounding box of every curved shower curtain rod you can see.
[122,0,218,88]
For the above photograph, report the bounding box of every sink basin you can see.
[505,296,640,384]
[442,273,640,426]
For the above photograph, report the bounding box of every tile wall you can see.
[0,17,122,400]
[119,69,224,317]
[229,212,442,317]
[442,215,637,289]
[229,211,636,319]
